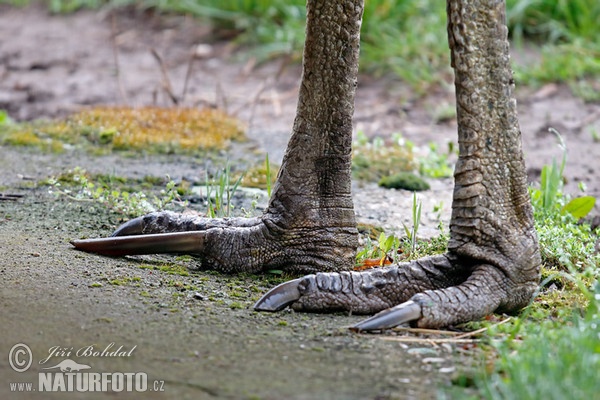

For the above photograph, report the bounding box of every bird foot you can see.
[254,279,422,331]
[71,211,358,274]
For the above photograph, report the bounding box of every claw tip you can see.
[254,279,302,312]
[349,300,422,332]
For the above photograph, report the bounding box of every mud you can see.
[1,185,459,399]
[1,4,599,399]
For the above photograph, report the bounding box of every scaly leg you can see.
[72,0,363,275]
[254,0,541,329]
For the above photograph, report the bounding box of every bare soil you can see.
[1,5,599,399]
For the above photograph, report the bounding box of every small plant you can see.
[0,110,13,126]
[47,167,184,217]
[352,131,415,183]
[528,130,598,277]
[478,282,600,400]
[591,128,600,143]
[204,162,245,218]
[418,142,456,179]
[378,172,430,191]
[241,153,279,193]
[531,129,596,219]
[402,192,422,255]
[355,232,400,267]
[265,153,273,197]
[376,232,400,266]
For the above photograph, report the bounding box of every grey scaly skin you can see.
[72,0,361,275]
[73,0,541,329]
[265,0,541,328]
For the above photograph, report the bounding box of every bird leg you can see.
[255,0,541,329]
[73,0,541,329]
[72,0,363,275]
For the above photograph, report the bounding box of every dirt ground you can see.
[1,4,599,399]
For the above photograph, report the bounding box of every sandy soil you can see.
[1,4,599,399]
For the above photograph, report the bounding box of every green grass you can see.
[529,132,599,279]
[351,131,454,188]
[458,136,599,399]
[45,167,187,218]
[4,0,599,95]
[476,283,600,400]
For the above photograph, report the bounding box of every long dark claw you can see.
[253,279,302,312]
[111,217,145,237]
[71,231,205,257]
[350,300,422,332]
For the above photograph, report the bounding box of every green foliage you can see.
[507,0,600,87]
[506,0,600,43]
[478,283,600,400]
[265,153,273,197]
[240,154,279,193]
[561,195,595,219]
[7,1,600,93]
[0,110,14,126]
[378,172,429,191]
[204,161,245,218]
[186,0,600,91]
[360,0,449,92]
[139,263,190,276]
[160,0,450,91]
[352,132,454,186]
[532,129,596,221]
[515,41,600,88]
[527,130,599,277]
[355,231,399,266]
[351,132,415,182]
[46,167,184,217]
[418,142,456,179]
[402,192,422,255]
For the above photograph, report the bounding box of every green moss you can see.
[244,162,279,190]
[108,276,142,286]
[229,301,245,310]
[379,172,430,191]
[351,133,415,183]
[139,263,189,277]
[0,106,246,155]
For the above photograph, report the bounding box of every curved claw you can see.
[253,279,302,312]
[350,300,422,332]
[111,217,145,237]
[71,231,205,257]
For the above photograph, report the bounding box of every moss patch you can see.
[139,263,190,277]
[243,162,279,190]
[352,140,415,182]
[0,106,246,154]
[379,172,430,191]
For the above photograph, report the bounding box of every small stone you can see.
[407,347,437,355]
[421,357,446,364]
[439,366,456,373]
[193,292,206,300]
[194,44,213,58]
